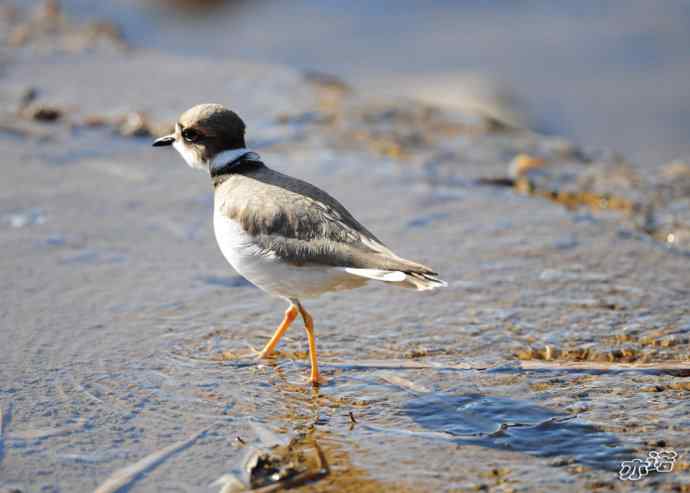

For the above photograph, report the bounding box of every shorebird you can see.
[153,104,446,385]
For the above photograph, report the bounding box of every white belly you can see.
[213,209,366,299]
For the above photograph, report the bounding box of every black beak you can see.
[152,134,175,147]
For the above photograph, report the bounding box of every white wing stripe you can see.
[343,268,407,282]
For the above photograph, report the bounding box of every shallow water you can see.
[1,9,690,492]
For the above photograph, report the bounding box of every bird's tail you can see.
[343,267,447,291]
[404,271,448,291]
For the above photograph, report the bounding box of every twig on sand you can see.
[519,360,690,371]
[318,359,481,371]
[361,422,458,441]
[93,428,207,493]
[377,372,432,394]
[305,358,690,374]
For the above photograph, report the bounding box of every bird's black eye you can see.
[182,128,201,143]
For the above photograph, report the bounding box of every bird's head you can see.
[152,103,246,172]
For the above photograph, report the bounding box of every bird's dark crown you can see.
[177,103,246,159]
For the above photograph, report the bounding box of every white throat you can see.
[173,139,207,171]
[210,148,257,173]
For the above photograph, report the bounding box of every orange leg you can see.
[258,304,298,358]
[297,303,321,386]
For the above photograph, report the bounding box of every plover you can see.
[153,103,446,385]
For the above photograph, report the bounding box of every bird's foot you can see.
[246,343,275,360]
[309,371,327,387]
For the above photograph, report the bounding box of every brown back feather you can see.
[215,164,437,274]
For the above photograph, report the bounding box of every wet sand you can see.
[1,5,690,493]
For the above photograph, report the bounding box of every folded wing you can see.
[219,166,447,290]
